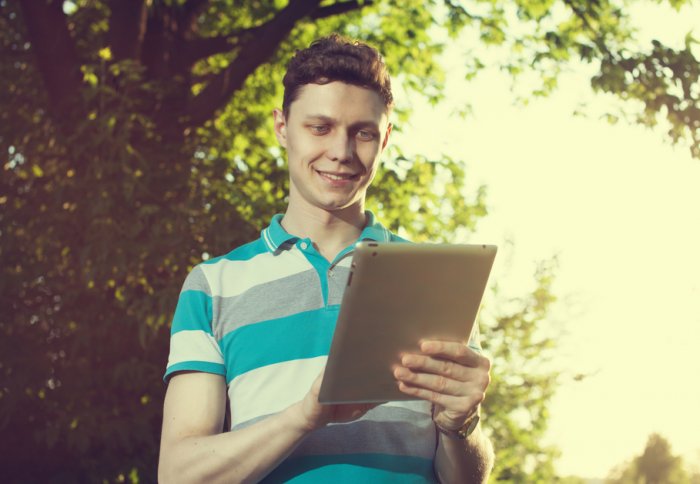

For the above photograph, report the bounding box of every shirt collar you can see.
[261,214,298,253]
[260,211,391,253]
[357,210,391,242]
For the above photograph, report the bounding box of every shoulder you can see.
[203,238,269,266]
[178,238,270,295]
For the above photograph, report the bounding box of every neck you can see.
[282,200,367,261]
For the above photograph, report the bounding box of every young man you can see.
[159,34,494,483]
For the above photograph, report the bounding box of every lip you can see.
[315,169,359,186]
[316,169,359,179]
[316,170,358,178]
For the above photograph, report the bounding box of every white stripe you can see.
[228,356,327,427]
[167,330,224,368]
[200,250,311,298]
[262,228,276,251]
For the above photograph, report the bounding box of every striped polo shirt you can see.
[165,212,480,483]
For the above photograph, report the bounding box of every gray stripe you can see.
[180,265,212,296]
[231,404,435,459]
[327,266,351,306]
[212,269,324,339]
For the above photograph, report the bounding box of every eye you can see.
[356,129,376,141]
[309,125,330,135]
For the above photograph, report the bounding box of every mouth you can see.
[315,170,359,181]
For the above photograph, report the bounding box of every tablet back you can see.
[319,242,497,404]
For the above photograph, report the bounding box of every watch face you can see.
[459,415,480,438]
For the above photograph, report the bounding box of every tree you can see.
[480,258,562,482]
[606,433,691,484]
[1,0,697,482]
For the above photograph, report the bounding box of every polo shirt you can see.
[164,211,481,483]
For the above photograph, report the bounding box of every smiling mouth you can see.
[316,170,359,181]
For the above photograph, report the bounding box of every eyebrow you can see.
[303,115,380,130]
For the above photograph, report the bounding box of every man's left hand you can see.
[393,340,491,431]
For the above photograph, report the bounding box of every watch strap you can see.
[436,414,480,440]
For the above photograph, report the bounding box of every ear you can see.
[380,122,392,152]
[273,108,287,148]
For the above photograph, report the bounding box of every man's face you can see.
[274,81,392,213]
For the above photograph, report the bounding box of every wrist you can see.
[432,405,481,440]
[285,401,322,435]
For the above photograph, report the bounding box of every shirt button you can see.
[300,242,308,250]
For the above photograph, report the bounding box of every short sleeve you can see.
[163,265,225,382]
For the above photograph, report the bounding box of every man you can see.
[159,34,494,483]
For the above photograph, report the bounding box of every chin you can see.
[316,199,359,212]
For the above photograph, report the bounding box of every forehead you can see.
[289,82,389,125]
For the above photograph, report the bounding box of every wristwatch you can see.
[435,411,480,440]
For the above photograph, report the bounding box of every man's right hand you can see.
[295,371,380,431]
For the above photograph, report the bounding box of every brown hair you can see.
[282,33,393,117]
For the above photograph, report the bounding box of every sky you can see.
[394,2,700,478]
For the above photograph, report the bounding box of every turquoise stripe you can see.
[222,307,339,383]
[163,361,226,382]
[171,290,213,335]
[262,453,436,483]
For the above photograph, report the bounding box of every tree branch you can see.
[185,0,369,127]
[18,0,84,121]
[182,0,368,72]
[560,0,613,58]
[309,0,369,20]
[185,0,323,126]
[108,0,149,61]
[183,33,240,66]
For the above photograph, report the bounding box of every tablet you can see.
[318,242,497,404]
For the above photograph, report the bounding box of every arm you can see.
[393,341,495,483]
[158,370,377,484]
[434,422,495,483]
[158,371,308,483]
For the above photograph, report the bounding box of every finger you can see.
[393,366,467,397]
[397,380,484,413]
[400,354,471,382]
[419,340,490,370]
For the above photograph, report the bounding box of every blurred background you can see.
[1,0,698,482]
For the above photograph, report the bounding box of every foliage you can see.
[481,258,561,482]
[556,477,587,484]
[606,433,692,484]
[1,0,698,482]
[592,35,700,158]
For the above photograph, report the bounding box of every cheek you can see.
[289,140,326,165]
[360,147,382,173]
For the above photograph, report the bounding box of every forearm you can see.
[434,425,494,484]
[159,401,311,484]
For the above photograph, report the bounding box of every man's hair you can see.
[282,33,393,117]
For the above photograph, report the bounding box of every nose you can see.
[326,131,354,163]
